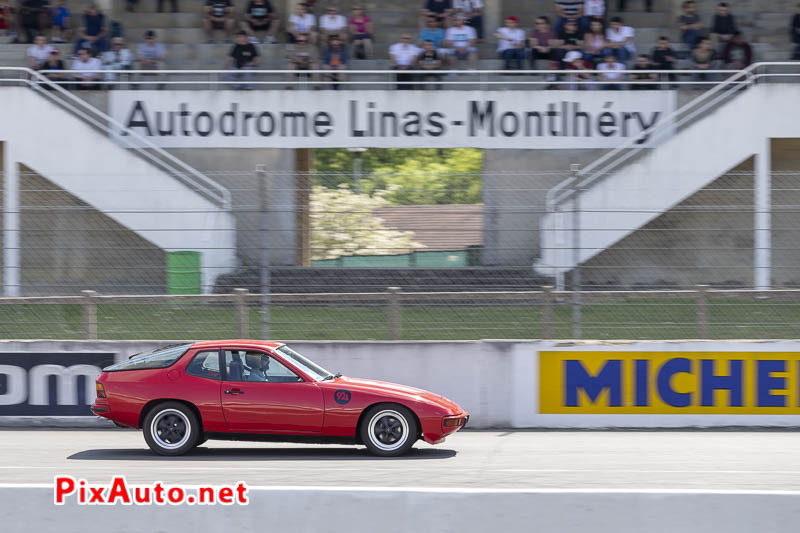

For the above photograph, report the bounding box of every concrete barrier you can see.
[4,339,800,428]
[2,486,799,533]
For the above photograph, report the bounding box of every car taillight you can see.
[96,382,106,399]
[443,417,463,428]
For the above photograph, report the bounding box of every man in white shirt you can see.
[442,15,477,68]
[101,37,133,84]
[27,34,53,69]
[495,16,525,70]
[605,16,635,63]
[584,0,605,18]
[597,52,625,89]
[390,33,421,90]
[453,0,483,39]
[71,47,103,90]
[319,5,347,42]
[288,2,317,44]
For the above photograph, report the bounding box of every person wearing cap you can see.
[442,14,477,68]
[495,16,525,70]
[101,37,133,86]
[563,49,592,89]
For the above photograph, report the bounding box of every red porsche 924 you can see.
[91,340,469,457]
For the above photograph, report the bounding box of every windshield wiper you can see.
[322,372,343,381]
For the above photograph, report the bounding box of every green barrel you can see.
[166,251,202,294]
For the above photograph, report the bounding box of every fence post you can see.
[387,287,402,341]
[234,288,249,338]
[81,290,97,340]
[696,284,709,339]
[542,286,554,339]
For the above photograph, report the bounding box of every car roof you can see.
[191,340,285,350]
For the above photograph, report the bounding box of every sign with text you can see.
[108,90,676,149]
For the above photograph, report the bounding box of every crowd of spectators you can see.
[4,0,800,91]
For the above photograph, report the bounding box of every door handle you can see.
[224,389,245,395]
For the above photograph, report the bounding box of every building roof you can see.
[374,204,483,251]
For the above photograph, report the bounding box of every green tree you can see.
[312,148,483,205]
[310,184,423,260]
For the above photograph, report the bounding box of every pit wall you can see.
[3,339,800,428]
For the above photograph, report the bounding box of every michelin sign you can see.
[540,351,800,414]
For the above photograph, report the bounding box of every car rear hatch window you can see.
[103,344,193,372]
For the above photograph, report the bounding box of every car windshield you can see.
[276,345,332,381]
[103,344,193,372]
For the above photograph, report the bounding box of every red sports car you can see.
[91,340,468,457]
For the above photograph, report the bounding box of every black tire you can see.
[195,436,208,447]
[142,401,199,456]
[359,404,418,457]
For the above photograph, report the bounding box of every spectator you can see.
[529,16,557,69]
[75,3,107,55]
[20,0,48,44]
[101,36,133,85]
[691,36,716,82]
[557,18,582,45]
[583,18,608,65]
[650,36,676,86]
[722,31,751,69]
[319,5,347,43]
[453,0,482,40]
[50,0,70,43]
[157,0,178,13]
[241,0,277,44]
[792,3,800,59]
[711,2,737,50]
[390,33,421,89]
[26,33,52,69]
[137,30,166,71]
[39,48,66,86]
[442,14,477,68]
[564,49,592,89]
[419,16,445,49]
[349,5,372,58]
[0,1,15,42]
[286,32,318,84]
[556,36,582,69]
[415,39,444,88]
[204,0,235,43]
[678,0,702,48]
[605,16,634,63]
[616,0,651,12]
[495,16,525,70]
[630,53,657,89]
[322,34,348,89]
[420,0,452,29]
[71,47,103,90]
[227,30,260,89]
[597,52,624,89]
[288,2,316,44]
[585,0,605,20]
[554,0,586,35]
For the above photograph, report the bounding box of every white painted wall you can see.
[535,85,800,279]
[0,88,236,291]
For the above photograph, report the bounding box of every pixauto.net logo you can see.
[54,476,249,506]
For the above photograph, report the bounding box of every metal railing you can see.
[4,285,800,341]
[0,67,231,208]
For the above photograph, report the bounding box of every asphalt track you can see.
[1,429,800,490]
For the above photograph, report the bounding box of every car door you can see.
[220,349,324,433]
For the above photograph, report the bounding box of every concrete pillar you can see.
[484,0,503,40]
[754,138,772,290]
[2,141,20,297]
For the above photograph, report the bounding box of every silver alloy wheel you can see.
[151,408,191,450]
[367,409,409,452]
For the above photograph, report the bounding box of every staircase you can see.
[533,64,800,286]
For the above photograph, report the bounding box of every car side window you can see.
[224,350,303,383]
[185,351,221,380]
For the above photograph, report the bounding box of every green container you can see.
[166,251,202,294]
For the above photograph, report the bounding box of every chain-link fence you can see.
[2,167,800,340]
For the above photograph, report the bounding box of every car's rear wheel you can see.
[143,402,199,456]
[360,404,418,457]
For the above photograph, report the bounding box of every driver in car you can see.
[245,353,270,382]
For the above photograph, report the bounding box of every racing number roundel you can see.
[334,389,351,405]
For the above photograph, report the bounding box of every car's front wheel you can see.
[360,404,418,457]
[142,402,199,456]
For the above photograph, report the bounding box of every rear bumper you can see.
[90,401,111,419]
